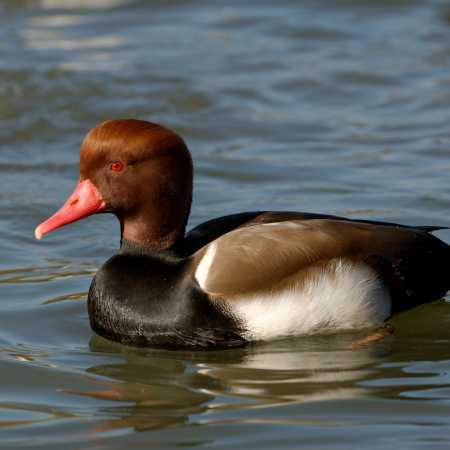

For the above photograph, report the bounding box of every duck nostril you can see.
[70,198,79,207]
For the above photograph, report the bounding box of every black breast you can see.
[87,250,245,348]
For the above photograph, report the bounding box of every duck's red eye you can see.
[110,161,124,172]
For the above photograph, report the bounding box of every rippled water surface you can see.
[1,0,450,448]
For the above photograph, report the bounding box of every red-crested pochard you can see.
[35,119,450,348]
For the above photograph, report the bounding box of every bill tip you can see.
[34,226,43,240]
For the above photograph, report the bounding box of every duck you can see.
[35,119,450,348]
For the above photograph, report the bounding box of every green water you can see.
[1,0,450,448]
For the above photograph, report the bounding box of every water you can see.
[1,0,450,448]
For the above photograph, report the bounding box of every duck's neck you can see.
[121,220,181,251]
[119,202,190,252]
[119,238,182,261]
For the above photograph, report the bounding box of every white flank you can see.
[229,259,391,341]
[195,242,217,290]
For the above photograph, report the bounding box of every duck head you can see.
[35,119,193,250]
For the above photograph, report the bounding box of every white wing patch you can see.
[228,259,391,340]
[195,242,217,290]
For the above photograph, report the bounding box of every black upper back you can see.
[181,210,449,256]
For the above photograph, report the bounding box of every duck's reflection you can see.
[67,332,392,433]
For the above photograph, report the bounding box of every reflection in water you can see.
[0,402,73,429]
[68,334,390,433]
[38,0,132,9]
[23,31,123,51]
[0,264,96,285]
[42,291,87,305]
[29,15,85,28]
